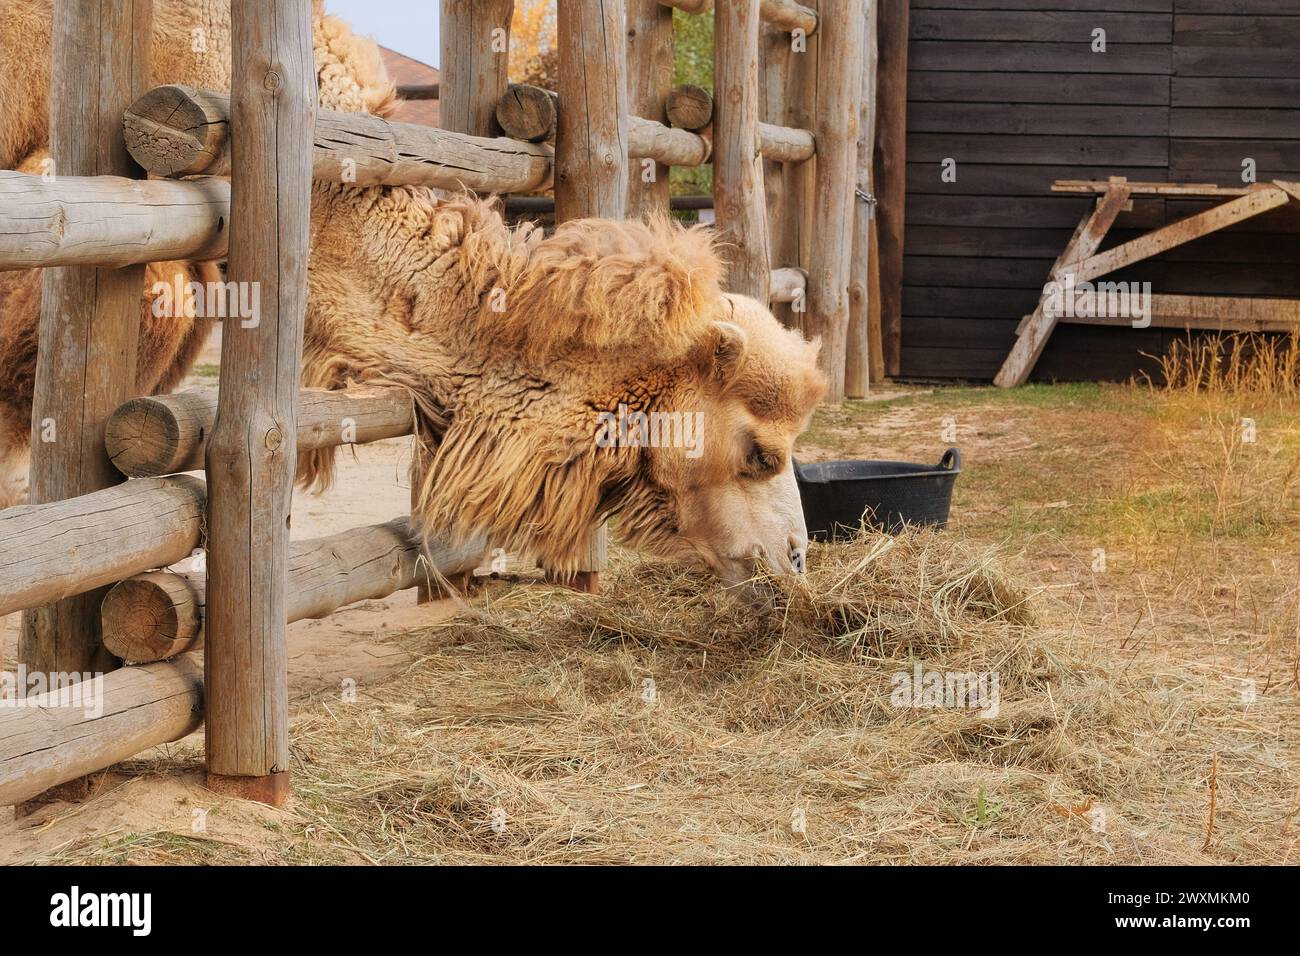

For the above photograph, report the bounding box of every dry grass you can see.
[275,530,1297,865]
[8,376,1300,866]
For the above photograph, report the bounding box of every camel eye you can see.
[743,440,781,478]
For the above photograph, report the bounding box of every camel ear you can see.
[698,321,749,388]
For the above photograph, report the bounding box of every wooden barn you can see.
[885,0,1300,382]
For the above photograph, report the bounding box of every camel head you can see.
[378,201,826,585]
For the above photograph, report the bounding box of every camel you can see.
[0,0,825,584]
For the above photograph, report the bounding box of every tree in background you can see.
[510,0,558,90]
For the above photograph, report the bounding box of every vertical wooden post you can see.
[204,0,316,806]
[439,0,515,137]
[846,0,880,396]
[714,0,771,303]
[626,0,674,219]
[556,0,627,593]
[21,0,153,684]
[875,0,909,377]
[780,1,817,335]
[762,19,793,322]
[804,0,864,401]
[429,0,513,602]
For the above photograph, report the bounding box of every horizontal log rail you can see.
[0,171,229,272]
[105,386,414,478]
[657,1,817,34]
[630,115,712,167]
[769,266,807,304]
[102,518,484,662]
[0,655,204,808]
[124,85,555,193]
[496,84,810,167]
[760,122,815,163]
[0,476,206,617]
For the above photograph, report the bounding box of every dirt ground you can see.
[1,356,1297,864]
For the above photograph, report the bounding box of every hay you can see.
[281,530,1297,864]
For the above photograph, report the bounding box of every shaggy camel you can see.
[0,1,825,583]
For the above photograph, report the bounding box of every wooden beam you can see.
[769,266,807,304]
[804,0,865,401]
[666,84,713,131]
[0,171,228,271]
[994,184,1131,388]
[0,655,205,808]
[105,386,415,478]
[875,0,909,377]
[1069,187,1291,286]
[125,85,555,194]
[627,0,675,219]
[102,519,486,663]
[846,0,879,397]
[630,116,711,167]
[761,0,818,35]
[203,0,314,806]
[555,0,628,593]
[21,0,155,681]
[1032,295,1300,334]
[495,83,557,143]
[1052,179,1252,198]
[439,0,513,138]
[656,0,711,12]
[0,476,206,618]
[714,0,771,303]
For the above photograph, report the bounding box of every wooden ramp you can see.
[994,177,1300,387]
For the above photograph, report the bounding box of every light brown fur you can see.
[0,1,826,580]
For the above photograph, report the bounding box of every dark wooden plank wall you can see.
[901,0,1300,381]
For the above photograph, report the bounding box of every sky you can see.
[326,0,440,67]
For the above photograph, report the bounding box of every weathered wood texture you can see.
[761,0,818,35]
[439,0,514,138]
[845,0,880,396]
[556,0,629,221]
[666,84,713,131]
[21,0,154,680]
[125,85,554,194]
[105,386,414,478]
[804,0,865,400]
[874,0,909,377]
[994,183,1132,388]
[656,0,711,13]
[496,83,557,143]
[714,0,771,303]
[627,0,675,218]
[769,266,807,304]
[903,1,1300,381]
[0,476,207,618]
[630,116,711,167]
[203,0,314,799]
[493,85,801,169]
[0,172,229,271]
[101,519,486,663]
[555,0,628,590]
[0,655,204,808]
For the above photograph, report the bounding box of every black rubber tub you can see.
[794,448,961,541]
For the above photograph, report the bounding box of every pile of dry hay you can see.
[287,529,1293,864]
